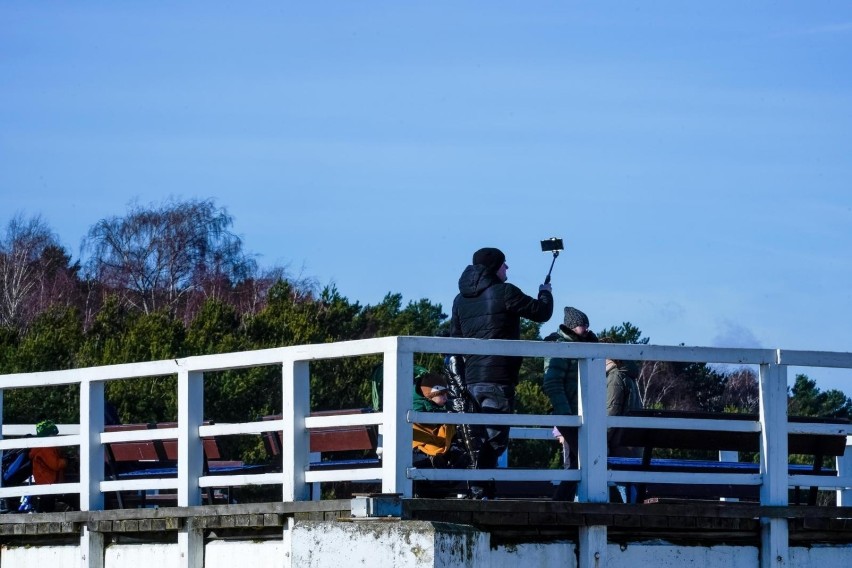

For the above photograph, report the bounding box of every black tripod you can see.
[442,355,482,469]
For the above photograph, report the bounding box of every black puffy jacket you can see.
[450,264,554,386]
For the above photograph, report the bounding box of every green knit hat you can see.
[36,419,59,437]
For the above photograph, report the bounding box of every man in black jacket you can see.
[450,247,554,498]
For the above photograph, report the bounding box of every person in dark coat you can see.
[450,246,554,498]
[542,306,598,501]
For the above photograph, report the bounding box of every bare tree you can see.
[0,215,78,328]
[636,360,684,409]
[83,199,256,319]
[721,366,759,413]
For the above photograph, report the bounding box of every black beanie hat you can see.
[472,247,506,274]
[563,307,590,329]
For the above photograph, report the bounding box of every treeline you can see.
[0,199,447,427]
[1,199,850,438]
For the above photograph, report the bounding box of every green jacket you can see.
[606,361,643,455]
[542,325,598,415]
[412,389,447,413]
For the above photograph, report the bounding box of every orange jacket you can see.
[29,447,67,484]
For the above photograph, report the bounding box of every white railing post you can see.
[759,362,789,568]
[79,378,105,511]
[382,344,413,497]
[577,357,608,503]
[282,358,310,502]
[79,378,105,568]
[0,389,4,494]
[837,436,852,506]
[178,369,204,507]
[577,356,608,568]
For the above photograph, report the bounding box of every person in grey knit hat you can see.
[562,307,590,330]
[542,305,597,501]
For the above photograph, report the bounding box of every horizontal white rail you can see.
[199,473,284,488]
[0,434,81,451]
[0,482,80,498]
[0,335,849,509]
[100,428,177,444]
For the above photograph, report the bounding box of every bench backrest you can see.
[262,408,378,457]
[620,410,848,457]
[104,422,222,464]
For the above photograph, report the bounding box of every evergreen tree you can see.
[789,374,852,419]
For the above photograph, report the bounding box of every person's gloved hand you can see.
[539,283,552,294]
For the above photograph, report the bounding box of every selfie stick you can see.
[545,251,559,285]
[541,237,564,285]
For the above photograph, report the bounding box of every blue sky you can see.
[2,2,851,395]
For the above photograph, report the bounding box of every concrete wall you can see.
[1,544,81,567]
[290,521,576,567]
[2,522,852,567]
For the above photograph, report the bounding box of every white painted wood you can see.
[777,349,852,368]
[396,335,777,364]
[838,437,852,506]
[199,472,285,487]
[0,336,850,516]
[608,415,761,432]
[305,469,383,483]
[0,389,4,492]
[606,470,761,485]
[80,379,105,511]
[282,358,310,502]
[407,467,577,482]
[0,433,81,450]
[759,364,789,506]
[759,363,789,568]
[0,359,179,388]
[786,422,850,435]
[100,428,177,443]
[382,344,414,497]
[0,481,80,498]
[200,421,283,436]
[100,478,178,492]
[305,413,384,428]
[408,410,581,427]
[2,336,843,392]
[578,357,608,503]
[788,474,852,488]
[503,426,563,440]
[2,424,79,435]
[178,370,204,507]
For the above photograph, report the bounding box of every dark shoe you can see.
[467,486,487,500]
[468,480,496,500]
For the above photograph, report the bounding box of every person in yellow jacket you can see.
[412,370,470,471]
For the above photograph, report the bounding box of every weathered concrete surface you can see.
[204,541,287,568]
[3,528,852,567]
[1,544,81,566]
[290,520,575,567]
[105,543,180,568]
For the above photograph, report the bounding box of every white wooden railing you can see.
[1,336,852,510]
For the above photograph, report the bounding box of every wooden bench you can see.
[261,408,380,471]
[104,422,264,508]
[259,408,380,499]
[610,410,849,504]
